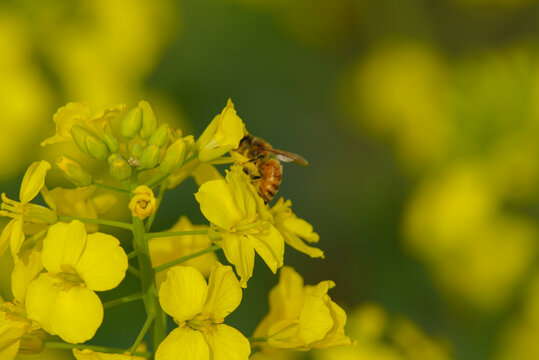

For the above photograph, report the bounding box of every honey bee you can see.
[233,133,308,204]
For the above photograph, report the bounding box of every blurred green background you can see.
[1,0,539,359]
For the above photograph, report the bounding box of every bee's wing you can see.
[264,147,309,166]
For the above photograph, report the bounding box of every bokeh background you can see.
[1,0,539,359]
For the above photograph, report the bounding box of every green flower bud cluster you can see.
[55,101,197,184]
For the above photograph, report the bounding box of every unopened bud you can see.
[138,100,157,140]
[57,156,93,187]
[70,126,92,154]
[103,132,119,153]
[149,124,169,148]
[139,145,161,170]
[131,143,143,159]
[159,138,188,173]
[121,107,143,139]
[108,154,132,181]
[85,135,109,161]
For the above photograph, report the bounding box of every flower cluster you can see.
[0,100,349,359]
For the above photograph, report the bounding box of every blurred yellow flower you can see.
[403,165,537,311]
[46,186,116,233]
[156,263,250,360]
[352,43,451,172]
[25,220,127,343]
[149,216,217,287]
[41,102,124,147]
[254,267,350,351]
[129,186,156,220]
[313,303,453,360]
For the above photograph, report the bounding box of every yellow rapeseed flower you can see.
[156,263,250,360]
[25,220,128,343]
[40,102,125,146]
[149,216,217,287]
[0,161,54,260]
[270,198,324,259]
[195,99,245,163]
[195,170,284,287]
[129,185,156,220]
[254,267,350,351]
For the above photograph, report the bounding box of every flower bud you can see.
[108,154,132,181]
[159,138,189,173]
[129,185,156,219]
[131,143,143,159]
[138,100,157,140]
[121,106,142,139]
[56,156,93,187]
[85,135,109,161]
[103,132,119,153]
[70,126,92,154]
[139,145,161,170]
[149,124,169,148]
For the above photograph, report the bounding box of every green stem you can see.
[154,245,221,273]
[103,292,144,309]
[128,265,141,278]
[132,216,166,352]
[130,315,155,354]
[127,250,139,259]
[58,215,133,231]
[145,179,169,232]
[146,229,208,239]
[44,341,151,358]
[92,181,130,194]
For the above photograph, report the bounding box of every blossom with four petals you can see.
[156,263,250,360]
[25,220,128,343]
[195,170,284,287]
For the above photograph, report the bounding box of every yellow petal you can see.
[155,326,210,360]
[8,219,24,260]
[26,273,103,343]
[226,171,257,217]
[50,282,103,344]
[203,263,242,320]
[11,246,43,303]
[310,300,351,348]
[42,221,87,273]
[196,100,244,163]
[248,224,284,274]
[75,233,128,291]
[280,228,324,259]
[159,266,207,322]
[195,180,243,230]
[41,102,90,147]
[19,161,51,204]
[204,324,250,360]
[222,235,254,288]
[297,295,333,344]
